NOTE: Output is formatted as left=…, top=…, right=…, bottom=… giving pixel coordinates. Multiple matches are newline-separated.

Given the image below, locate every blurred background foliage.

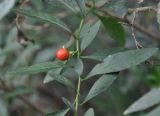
left=0, top=0, right=160, bottom=116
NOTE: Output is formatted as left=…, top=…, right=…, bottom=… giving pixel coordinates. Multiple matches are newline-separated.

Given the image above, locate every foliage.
left=0, top=0, right=160, bottom=116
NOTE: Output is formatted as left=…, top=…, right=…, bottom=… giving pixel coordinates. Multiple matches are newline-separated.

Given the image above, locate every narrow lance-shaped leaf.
left=80, top=21, right=101, bottom=52
left=82, top=74, right=117, bottom=104
left=44, top=70, right=74, bottom=88
left=43, top=68, right=62, bottom=84
left=13, top=9, right=71, bottom=32
left=124, top=88, right=160, bottom=115
left=105, top=0, right=127, bottom=10
left=5, top=87, right=32, bottom=99
left=82, top=48, right=126, bottom=61
left=84, top=108, right=95, bottom=116
left=0, top=0, right=16, bottom=20
left=75, top=0, right=86, bottom=16
left=87, top=48, right=158, bottom=78
left=97, top=15, right=126, bottom=46
left=74, top=58, right=83, bottom=75
left=0, top=99, right=8, bottom=116
left=62, top=97, right=74, bottom=111
left=59, top=0, right=78, bottom=15
left=8, top=62, right=63, bottom=75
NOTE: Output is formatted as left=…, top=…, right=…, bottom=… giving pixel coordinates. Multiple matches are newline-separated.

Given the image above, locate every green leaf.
left=0, top=0, right=16, bottom=20
left=84, top=108, right=95, bottom=116
left=80, top=24, right=90, bottom=39
left=145, top=106, right=160, bottom=116
left=0, top=98, right=8, bottom=116
left=74, top=58, right=83, bottom=75
left=8, top=62, right=63, bottom=75
left=80, top=21, right=101, bottom=52
left=13, top=9, right=71, bottom=32
left=45, top=109, right=69, bottom=116
left=75, top=0, right=86, bottom=16
left=124, top=88, right=160, bottom=115
left=87, top=48, right=158, bottom=78
left=43, top=68, right=62, bottom=83
left=82, top=48, right=126, bottom=61
left=59, top=0, right=78, bottom=15
left=61, top=68, right=78, bottom=79
left=62, top=97, right=74, bottom=111
left=5, top=87, right=32, bottom=99
left=82, top=74, right=117, bottom=104
left=105, top=0, right=127, bottom=10
left=44, top=70, right=74, bottom=87
left=97, top=15, right=125, bottom=46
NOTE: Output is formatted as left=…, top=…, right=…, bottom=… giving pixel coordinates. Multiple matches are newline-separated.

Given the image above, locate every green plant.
left=0, top=0, right=160, bottom=116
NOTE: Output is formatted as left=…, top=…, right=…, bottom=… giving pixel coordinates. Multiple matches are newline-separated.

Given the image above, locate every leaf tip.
left=123, top=110, right=129, bottom=115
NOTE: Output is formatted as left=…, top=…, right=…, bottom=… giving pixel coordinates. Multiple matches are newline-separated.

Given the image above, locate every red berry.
left=56, top=48, right=69, bottom=61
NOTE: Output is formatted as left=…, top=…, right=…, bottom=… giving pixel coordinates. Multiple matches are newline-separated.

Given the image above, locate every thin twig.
left=131, top=11, right=143, bottom=48
left=126, top=6, right=158, bottom=48
left=128, top=6, right=157, bottom=13
left=86, top=3, right=160, bottom=42
left=123, top=6, right=156, bottom=20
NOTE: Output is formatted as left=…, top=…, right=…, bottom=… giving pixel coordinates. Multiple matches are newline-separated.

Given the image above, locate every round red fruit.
left=56, top=48, right=69, bottom=61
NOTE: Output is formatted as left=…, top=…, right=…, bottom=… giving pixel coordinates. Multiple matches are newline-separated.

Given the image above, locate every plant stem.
left=76, top=18, right=84, bottom=58
left=76, top=39, right=80, bottom=58
left=74, top=18, right=84, bottom=116
left=74, top=76, right=81, bottom=116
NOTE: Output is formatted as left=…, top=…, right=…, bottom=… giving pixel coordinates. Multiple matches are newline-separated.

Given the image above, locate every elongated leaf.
left=80, top=21, right=101, bottom=52
left=80, top=24, right=90, bottom=39
left=82, top=48, right=126, bottom=61
left=0, top=99, right=8, bottom=116
left=87, top=48, right=158, bottom=78
left=43, top=68, right=62, bottom=83
left=45, top=109, right=69, bottom=116
left=75, top=0, right=86, bottom=16
left=74, top=58, right=83, bottom=75
left=84, top=108, right=94, bottom=116
left=59, top=0, right=78, bottom=15
left=13, top=9, right=71, bottom=32
left=82, top=74, right=117, bottom=104
left=124, top=88, right=160, bottom=115
left=5, top=87, right=32, bottom=99
left=97, top=15, right=125, bottom=46
left=145, top=106, right=160, bottom=116
left=44, top=70, right=74, bottom=87
left=0, top=0, right=16, bottom=20
left=61, top=67, right=78, bottom=78
left=8, top=62, right=63, bottom=75
left=105, top=0, right=127, bottom=10
left=62, top=97, right=74, bottom=111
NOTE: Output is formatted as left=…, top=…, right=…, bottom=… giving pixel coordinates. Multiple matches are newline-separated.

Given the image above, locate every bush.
left=0, top=0, right=160, bottom=116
